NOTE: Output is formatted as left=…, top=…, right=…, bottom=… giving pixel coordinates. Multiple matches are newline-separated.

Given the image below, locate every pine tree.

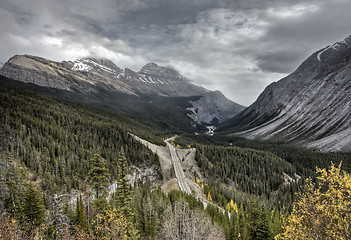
left=246, top=201, right=273, bottom=240
left=115, top=147, right=132, bottom=218
left=88, top=154, right=109, bottom=199
left=256, top=216, right=273, bottom=240
left=24, top=183, right=46, bottom=226
left=4, top=163, right=25, bottom=220
left=75, top=195, right=88, bottom=232
left=114, top=147, right=139, bottom=239
left=88, top=154, right=110, bottom=213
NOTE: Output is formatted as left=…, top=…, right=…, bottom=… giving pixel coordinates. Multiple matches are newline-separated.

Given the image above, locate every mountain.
left=187, top=90, right=244, bottom=125
left=220, top=35, right=351, bottom=152
left=0, top=55, right=134, bottom=94
left=0, top=55, right=244, bottom=130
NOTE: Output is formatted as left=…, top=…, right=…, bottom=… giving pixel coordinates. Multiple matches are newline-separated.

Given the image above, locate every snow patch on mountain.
left=206, top=126, right=216, bottom=136
left=86, top=59, right=117, bottom=74
left=317, top=47, right=329, bottom=62
left=72, top=61, right=92, bottom=72
left=71, top=59, right=118, bottom=75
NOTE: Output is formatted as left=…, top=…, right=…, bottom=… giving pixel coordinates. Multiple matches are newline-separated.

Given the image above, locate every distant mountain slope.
left=0, top=81, right=162, bottom=192
left=220, top=35, right=351, bottom=152
left=0, top=55, right=244, bottom=129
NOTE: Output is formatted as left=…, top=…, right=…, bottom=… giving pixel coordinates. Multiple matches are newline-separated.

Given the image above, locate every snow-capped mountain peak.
left=0, top=54, right=245, bottom=126
left=72, top=59, right=93, bottom=72
left=70, top=58, right=122, bottom=75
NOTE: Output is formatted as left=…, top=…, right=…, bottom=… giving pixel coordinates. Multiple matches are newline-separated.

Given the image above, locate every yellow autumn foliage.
left=207, top=192, right=212, bottom=202
left=225, top=203, right=231, bottom=212
left=0, top=214, right=24, bottom=239
left=278, top=162, right=351, bottom=240
left=93, top=208, right=129, bottom=240
left=230, top=199, right=238, bottom=214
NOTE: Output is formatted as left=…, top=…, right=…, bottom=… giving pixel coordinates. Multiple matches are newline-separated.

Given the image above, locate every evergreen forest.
left=0, top=82, right=350, bottom=239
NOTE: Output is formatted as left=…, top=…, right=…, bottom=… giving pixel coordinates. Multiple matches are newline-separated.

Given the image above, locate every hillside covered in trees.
left=0, top=84, right=162, bottom=194
left=0, top=82, right=350, bottom=239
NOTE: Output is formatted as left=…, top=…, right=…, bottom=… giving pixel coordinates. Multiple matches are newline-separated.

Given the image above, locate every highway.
left=165, top=137, right=192, bottom=194
left=164, top=137, right=230, bottom=217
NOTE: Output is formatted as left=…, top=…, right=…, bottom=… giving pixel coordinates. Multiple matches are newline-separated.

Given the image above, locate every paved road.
left=164, top=137, right=230, bottom=217
left=165, top=137, right=192, bottom=194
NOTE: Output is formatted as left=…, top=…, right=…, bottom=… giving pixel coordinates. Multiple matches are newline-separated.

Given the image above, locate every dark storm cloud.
left=255, top=48, right=308, bottom=73
left=1, top=0, right=351, bottom=105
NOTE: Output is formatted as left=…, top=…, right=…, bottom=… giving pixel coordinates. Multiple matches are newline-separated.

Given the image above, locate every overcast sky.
left=1, top=0, right=351, bottom=105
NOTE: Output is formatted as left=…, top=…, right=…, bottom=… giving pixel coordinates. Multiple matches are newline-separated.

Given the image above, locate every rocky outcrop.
left=187, top=90, right=245, bottom=124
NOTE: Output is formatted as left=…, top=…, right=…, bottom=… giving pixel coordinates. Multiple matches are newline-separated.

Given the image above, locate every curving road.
left=164, top=137, right=230, bottom=217
left=165, top=137, right=192, bottom=194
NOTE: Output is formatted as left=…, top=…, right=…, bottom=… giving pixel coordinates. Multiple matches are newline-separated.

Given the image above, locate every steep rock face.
left=121, top=62, right=209, bottom=97
left=0, top=55, right=134, bottom=94
left=187, top=91, right=245, bottom=124
left=223, top=35, right=351, bottom=152
left=0, top=55, right=78, bottom=90
left=0, top=55, right=244, bottom=125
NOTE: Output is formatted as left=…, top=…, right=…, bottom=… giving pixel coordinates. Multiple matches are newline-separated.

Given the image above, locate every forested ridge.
left=195, top=145, right=298, bottom=208
left=0, top=84, right=161, bottom=194
left=175, top=133, right=351, bottom=176
left=196, top=145, right=295, bottom=194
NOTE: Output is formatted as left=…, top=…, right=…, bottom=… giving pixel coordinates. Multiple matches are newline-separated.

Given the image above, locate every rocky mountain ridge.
left=221, top=35, right=351, bottom=152
left=0, top=55, right=244, bottom=126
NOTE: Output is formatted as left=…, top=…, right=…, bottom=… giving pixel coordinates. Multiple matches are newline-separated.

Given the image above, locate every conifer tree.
left=75, top=195, right=88, bottom=232
left=88, top=154, right=110, bottom=213
left=115, top=147, right=132, bottom=218
left=24, top=183, right=46, bottom=226
left=114, top=147, right=139, bottom=239
left=4, top=163, right=25, bottom=220
left=88, top=154, right=109, bottom=199
left=246, top=201, right=273, bottom=240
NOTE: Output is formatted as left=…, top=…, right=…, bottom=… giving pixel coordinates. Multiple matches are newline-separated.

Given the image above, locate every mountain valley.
left=1, top=34, right=351, bottom=240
